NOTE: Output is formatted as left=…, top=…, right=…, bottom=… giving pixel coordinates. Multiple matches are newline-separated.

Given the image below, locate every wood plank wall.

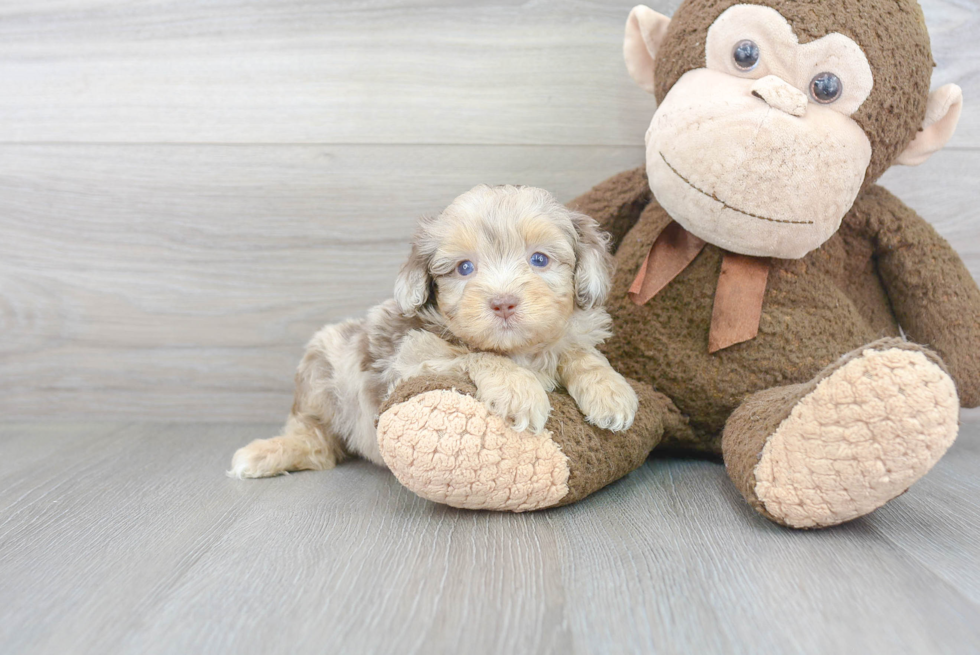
left=1, top=0, right=978, bottom=421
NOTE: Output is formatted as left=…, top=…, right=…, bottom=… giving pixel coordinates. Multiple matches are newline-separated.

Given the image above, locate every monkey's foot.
left=376, top=375, right=670, bottom=512
left=725, top=339, right=959, bottom=528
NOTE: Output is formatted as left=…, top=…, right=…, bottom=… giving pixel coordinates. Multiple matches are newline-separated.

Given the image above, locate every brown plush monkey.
left=375, top=0, right=980, bottom=528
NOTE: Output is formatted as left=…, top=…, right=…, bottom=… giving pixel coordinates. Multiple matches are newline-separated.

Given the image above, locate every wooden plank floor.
left=2, top=418, right=979, bottom=655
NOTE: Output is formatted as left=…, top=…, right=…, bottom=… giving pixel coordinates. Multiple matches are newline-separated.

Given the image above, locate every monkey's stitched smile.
left=659, top=151, right=814, bottom=226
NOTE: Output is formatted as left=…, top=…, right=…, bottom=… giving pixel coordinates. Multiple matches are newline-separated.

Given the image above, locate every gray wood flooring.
left=2, top=418, right=979, bottom=655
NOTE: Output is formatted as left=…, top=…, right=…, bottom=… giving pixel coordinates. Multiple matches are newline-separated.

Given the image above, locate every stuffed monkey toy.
left=376, top=0, right=980, bottom=528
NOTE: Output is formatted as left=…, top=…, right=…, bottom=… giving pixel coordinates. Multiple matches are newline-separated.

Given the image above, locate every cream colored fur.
left=229, top=185, right=637, bottom=479
left=754, top=347, right=960, bottom=528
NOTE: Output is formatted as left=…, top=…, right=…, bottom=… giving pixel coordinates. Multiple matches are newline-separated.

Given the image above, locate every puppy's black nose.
left=489, top=295, right=519, bottom=319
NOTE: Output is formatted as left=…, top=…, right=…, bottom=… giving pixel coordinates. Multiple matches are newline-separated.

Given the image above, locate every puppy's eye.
left=733, top=40, right=760, bottom=71
left=529, top=252, right=549, bottom=268
left=456, top=260, right=475, bottom=276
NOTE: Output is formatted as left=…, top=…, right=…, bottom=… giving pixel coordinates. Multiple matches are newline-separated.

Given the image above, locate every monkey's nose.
left=489, top=295, right=520, bottom=319
left=750, top=75, right=807, bottom=117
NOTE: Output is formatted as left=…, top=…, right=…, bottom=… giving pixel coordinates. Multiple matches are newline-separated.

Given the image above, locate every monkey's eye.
left=732, top=40, right=760, bottom=71
left=810, top=72, right=843, bottom=104
left=529, top=252, right=549, bottom=268
left=457, top=260, right=475, bottom=276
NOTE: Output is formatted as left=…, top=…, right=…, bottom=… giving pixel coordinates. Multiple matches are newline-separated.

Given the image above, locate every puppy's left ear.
left=570, top=211, right=613, bottom=309
left=394, top=243, right=432, bottom=316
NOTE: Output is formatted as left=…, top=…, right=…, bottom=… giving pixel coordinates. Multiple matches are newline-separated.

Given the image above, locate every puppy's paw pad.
left=477, top=372, right=551, bottom=435
left=577, top=374, right=639, bottom=433
left=523, top=394, right=552, bottom=434
left=487, top=394, right=551, bottom=435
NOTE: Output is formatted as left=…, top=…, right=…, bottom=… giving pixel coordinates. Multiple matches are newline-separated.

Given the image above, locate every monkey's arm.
left=567, top=166, right=653, bottom=254
left=865, top=186, right=980, bottom=407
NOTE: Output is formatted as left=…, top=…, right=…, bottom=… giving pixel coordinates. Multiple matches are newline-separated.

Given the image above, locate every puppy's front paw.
left=228, top=438, right=288, bottom=479
left=476, top=369, right=551, bottom=434
left=573, top=370, right=638, bottom=432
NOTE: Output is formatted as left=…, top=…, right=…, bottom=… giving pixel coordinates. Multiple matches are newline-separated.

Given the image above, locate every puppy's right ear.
left=394, top=245, right=432, bottom=316
left=570, top=211, right=613, bottom=310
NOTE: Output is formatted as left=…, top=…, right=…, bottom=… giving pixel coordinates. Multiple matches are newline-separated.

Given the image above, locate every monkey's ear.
left=624, top=5, right=671, bottom=94
left=895, top=84, right=963, bottom=166
left=393, top=246, right=432, bottom=316
left=570, top=211, right=613, bottom=310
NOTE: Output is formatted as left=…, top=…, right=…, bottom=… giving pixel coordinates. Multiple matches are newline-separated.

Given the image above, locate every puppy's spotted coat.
left=230, top=185, right=638, bottom=478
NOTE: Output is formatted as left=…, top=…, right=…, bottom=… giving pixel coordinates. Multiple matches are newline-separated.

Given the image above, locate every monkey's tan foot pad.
left=753, top=344, right=959, bottom=528
left=377, top=375, right=668, bottom=512
left=378, top=389, right=571, bottom=511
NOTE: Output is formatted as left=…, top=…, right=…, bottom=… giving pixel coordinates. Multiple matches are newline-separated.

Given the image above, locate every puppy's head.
left=394, top=185, right=611, bottom=353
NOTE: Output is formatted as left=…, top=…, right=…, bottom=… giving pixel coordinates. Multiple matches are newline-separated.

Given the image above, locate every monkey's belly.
left=603, top=243, right=900, bottom=447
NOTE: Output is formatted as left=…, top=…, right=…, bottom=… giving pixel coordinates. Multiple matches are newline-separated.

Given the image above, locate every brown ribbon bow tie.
left=628, top=221, right=770, bottom=353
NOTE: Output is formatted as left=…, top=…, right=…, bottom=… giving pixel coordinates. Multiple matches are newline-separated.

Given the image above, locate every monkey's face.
left=644, top=5, right=874, bottom=259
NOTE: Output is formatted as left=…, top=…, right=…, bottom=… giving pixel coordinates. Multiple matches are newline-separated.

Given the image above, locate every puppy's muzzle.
left=489, top=295, right=520, bottom=320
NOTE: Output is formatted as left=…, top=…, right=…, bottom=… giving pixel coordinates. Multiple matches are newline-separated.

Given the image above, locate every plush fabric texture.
left=865, top=185, right=980, bottom=407
left=895, top=84, right=964, bottom=166
left=567, top=166, right=652, bottom=254
left=371, top=0, right=976, bottom=524
left=600, top=168, right=980, bottom=449
left=653, top=0, right=933, bottom=188
left=646, top=68, right=873, bottom=259
left=624, top=5, right=672, bottom=94
left=746, top=74, right=807, bottom=117
left=628, top=222, right=771, bottom=352
left=704, top=6, right=875, bottom=117
left=379, top=373, right=477, bottom=416
left=724, top=339, right=959, bottom=527
left=378, top=376, right=690, bottom=510
left=553, top=379, right=684, bottom=506
left=378, top=387, right=571, bottom=512
left=376, top=166, right=980, bottom=524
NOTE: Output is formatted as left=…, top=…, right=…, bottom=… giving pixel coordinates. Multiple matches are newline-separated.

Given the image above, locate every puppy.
left=229, top=184, right=638, bottom=478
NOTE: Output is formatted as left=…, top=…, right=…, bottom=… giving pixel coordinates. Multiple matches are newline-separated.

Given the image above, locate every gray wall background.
left=1, top=0, right=977, bottom=422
